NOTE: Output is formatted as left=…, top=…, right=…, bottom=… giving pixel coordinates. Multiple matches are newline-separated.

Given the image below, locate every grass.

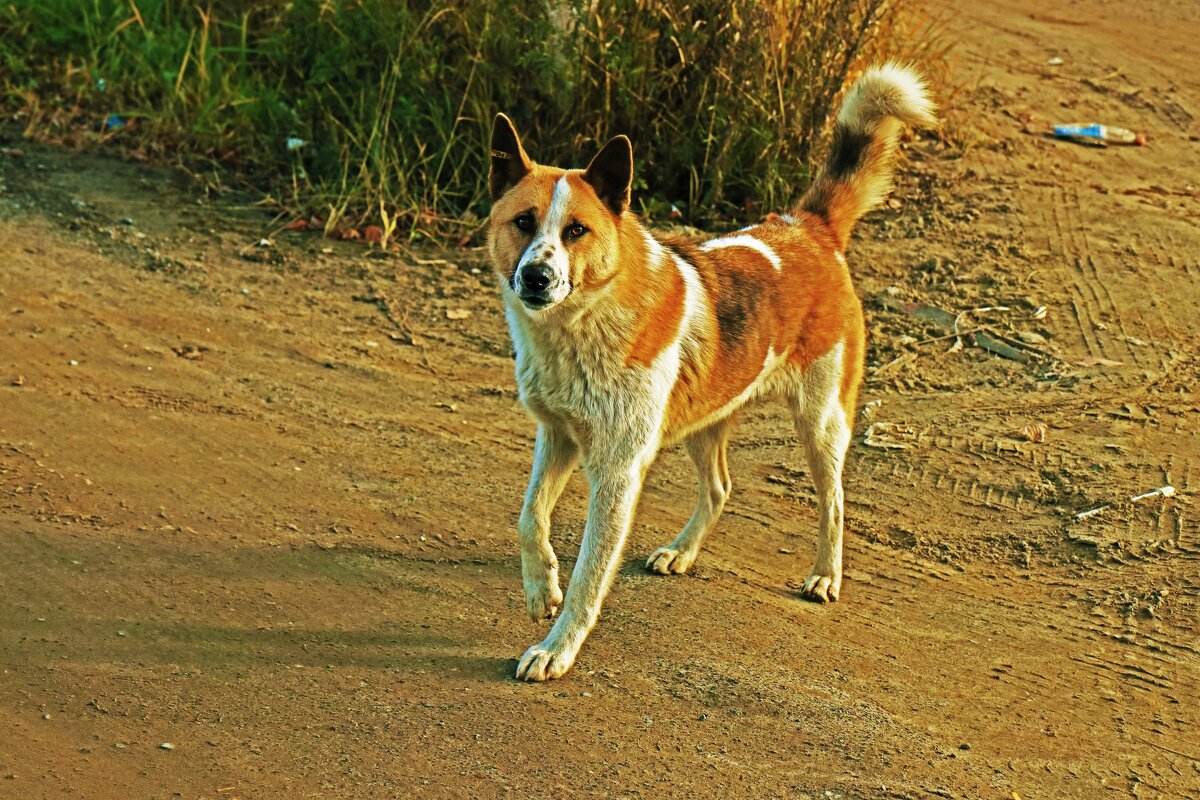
left=0, top=0, right=946, bottom=240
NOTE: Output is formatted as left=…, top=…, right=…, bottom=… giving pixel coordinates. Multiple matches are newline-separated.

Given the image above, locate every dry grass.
left=0, top=0, right=947, bottom=239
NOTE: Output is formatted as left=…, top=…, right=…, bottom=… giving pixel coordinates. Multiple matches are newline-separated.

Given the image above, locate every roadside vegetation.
left=0, top=0, right=946, bottom=240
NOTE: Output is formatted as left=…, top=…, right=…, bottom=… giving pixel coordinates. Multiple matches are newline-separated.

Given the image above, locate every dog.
left=487, top=64, right=935, bottom=681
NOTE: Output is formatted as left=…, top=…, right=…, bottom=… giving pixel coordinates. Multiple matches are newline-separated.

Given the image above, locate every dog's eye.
left=514, top=214, right=535, bottom=232
left=564, top=223, right=587, bottom=240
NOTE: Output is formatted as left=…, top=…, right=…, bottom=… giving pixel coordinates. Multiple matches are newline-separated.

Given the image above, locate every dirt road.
left=1, top=1, right=1197, bottom=797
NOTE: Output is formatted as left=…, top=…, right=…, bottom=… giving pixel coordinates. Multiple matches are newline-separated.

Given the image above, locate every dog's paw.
left=645, top=545, right=696, bottom=575
left=515, top=640, right=574, bottom=682
left=800, top=571, right=841, bottom=603
left=524, top=576, right=563, bottom=622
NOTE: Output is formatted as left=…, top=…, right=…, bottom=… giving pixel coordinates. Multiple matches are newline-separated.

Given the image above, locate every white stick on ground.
left=1074, top=485, right=1176, bottom=521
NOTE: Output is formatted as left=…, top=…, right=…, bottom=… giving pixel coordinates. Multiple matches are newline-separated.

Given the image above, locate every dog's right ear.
left=490, top=114, right=533, bottom=200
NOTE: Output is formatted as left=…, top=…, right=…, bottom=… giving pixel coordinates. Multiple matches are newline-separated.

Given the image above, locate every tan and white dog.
left=487, top=64, right=935, bottom=681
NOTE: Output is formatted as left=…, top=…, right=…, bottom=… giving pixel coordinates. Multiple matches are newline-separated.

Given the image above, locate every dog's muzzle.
left=517, top=262, right=557, bottom=309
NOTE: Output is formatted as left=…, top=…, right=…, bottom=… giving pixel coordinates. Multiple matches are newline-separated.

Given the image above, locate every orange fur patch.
left=625, top=248, right=685, bottom=367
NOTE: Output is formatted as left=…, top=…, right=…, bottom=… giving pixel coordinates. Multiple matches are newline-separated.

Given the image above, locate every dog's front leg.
left=518, top=424, right=578, bottom=621
left=515, top=449, right=651, bottom=681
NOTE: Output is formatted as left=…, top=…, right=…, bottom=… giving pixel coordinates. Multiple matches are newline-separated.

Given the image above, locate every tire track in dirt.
left=1045, top=187, right=1106, bottom=360
left=1049, top=185, right=1159, bottom=369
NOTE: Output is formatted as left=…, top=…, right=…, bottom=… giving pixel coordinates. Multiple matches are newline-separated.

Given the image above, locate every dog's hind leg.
left=787, top=348, right=852, bottom=603
left=518, top=424, right=578, bottom=621
left=646, top=416, right=735, bottom=575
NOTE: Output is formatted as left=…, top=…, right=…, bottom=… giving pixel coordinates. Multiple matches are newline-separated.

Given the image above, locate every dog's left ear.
left=584, top=135, right=633, bottom=216
left=490, top=113, right=533, bottom=200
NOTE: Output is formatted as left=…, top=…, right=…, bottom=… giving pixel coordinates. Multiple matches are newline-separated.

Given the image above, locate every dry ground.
left=1, top=1, right=1198, bottom=798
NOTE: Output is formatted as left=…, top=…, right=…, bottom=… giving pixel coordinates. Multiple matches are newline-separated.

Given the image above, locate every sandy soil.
left=1, top=1, right=1198, bottom=798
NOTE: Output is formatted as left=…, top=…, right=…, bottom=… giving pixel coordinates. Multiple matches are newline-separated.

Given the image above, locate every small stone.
left=580, top=691, right=591, bottom=697
left=117, top=630, right=126, bottom=637
left=959, top=742, right=971, bottom=750
left=159, top=742, right=175, bottom=750
left=69, top=360, right=79, bottom=366
left=698, top=713, right=708, bottom=721
left=120, top=217, right=135, bottom=226
left=11, top=375, right=25, bottom=386
left=42, top=714, right=51, bottom=720
left=113, top=743, right=126, bottom=750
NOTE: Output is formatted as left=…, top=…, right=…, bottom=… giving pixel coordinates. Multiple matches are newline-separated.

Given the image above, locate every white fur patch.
left=643, top=230, right=667, bottom=273
left=672, top=252, right=709, bottom=347
left=837, top=62, right=936, bottom=134
left=515, top=176, right=573, bottom=307
left=700, top=234, right=782, bottom=272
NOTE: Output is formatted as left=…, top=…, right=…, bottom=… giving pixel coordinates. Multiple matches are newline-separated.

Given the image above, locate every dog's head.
left=487, top=114, right=633, bottom=317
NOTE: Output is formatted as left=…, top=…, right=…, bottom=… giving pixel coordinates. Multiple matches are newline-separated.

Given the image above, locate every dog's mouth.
left=520, top=293, right=552, bottom=309
left=518, top=287, right=570, bottom=311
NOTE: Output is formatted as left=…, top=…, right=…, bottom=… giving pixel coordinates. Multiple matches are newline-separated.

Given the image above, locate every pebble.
left=42, top=714, right=51, bottom=720
left=120, top=217, right=135, bottom=226
left=117, top=630, right=126, bottom=637
left=580, top=691, right=591, bottom=697
left=159, top=742, right=175, bottom=750
left=959, top=742, right=971, bottom=750
left=69, top=360, right=79, bottom=366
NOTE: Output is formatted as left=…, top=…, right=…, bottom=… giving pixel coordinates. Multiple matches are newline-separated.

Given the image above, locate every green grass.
left=0, top=0, right=939, bottom=239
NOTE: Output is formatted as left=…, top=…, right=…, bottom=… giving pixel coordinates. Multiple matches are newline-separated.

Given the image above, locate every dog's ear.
left=584, top=135, right=633, bottom=216
left=490, top=114, right=533, bottom=200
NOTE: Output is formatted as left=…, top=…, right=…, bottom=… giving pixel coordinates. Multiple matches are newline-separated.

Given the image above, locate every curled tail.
left=800, top=63, right=937, bottom=249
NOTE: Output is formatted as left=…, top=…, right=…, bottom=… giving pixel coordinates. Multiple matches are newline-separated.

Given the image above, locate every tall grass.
left=0, top=0, right=927, bottom=238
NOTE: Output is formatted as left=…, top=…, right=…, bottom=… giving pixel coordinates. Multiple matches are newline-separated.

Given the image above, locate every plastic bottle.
left=1052, top=123, right=1145, bottom=146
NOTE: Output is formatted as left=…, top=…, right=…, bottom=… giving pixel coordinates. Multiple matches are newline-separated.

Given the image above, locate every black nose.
left=520, top=263, right=553, bottom=292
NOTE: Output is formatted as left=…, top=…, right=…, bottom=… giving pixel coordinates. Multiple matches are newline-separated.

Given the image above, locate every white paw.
left=515, top=640, right=575, bottom=682
left=800, top=571, right=841, bottom=603
left=524, top=575, right=563, bottom=622
left=645, top=545, right=696, bottom=575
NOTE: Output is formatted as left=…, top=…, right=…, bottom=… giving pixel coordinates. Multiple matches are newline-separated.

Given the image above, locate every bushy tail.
left=800, top=63, right=936, bottom=249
